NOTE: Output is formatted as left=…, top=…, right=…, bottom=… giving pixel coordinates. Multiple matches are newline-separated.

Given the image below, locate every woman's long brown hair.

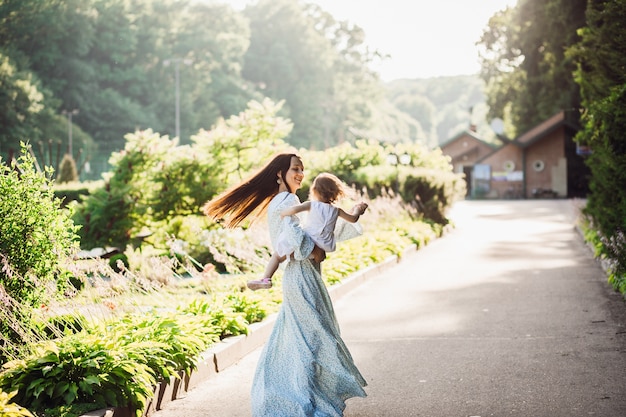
left=202, top=153, right=301, bottom=228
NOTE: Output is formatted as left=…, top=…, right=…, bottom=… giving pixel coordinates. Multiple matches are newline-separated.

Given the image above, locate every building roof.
left=472, top=110, right=580, bottom=164
left=439, top=129, right=501, bottom=150
left=514, top=110, right=580, bottom=148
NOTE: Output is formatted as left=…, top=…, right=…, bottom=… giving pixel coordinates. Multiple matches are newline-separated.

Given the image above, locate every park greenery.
left=1, top=0, right=626, bottom=415
left=0, top=0, right=492, bottom=182
left=477, top=0, right=626, bottom=294
left=0, top=97, right=461, bottom=416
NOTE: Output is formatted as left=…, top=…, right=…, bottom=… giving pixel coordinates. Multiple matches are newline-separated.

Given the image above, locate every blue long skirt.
left=250, top=259, right=367, bottom=416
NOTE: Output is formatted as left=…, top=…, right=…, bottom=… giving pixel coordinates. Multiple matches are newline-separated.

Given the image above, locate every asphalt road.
left=153, top=199, right=626, bottom=417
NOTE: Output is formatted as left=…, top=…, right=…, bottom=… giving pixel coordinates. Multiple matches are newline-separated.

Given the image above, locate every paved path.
left=153, top=200, right=626, bottom=417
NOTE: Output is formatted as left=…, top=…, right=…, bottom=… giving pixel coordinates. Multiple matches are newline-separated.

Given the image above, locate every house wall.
left=524, top=128, right=566, bottom=198
left=479, top=143, right=524, bottom=198
left=440, top=135, right=494, bottom=173
left=439, top=120, right=581, bottom=200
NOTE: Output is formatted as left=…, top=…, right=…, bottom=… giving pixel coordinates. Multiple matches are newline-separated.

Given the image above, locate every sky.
left=224, top=0, right=517, bottom=81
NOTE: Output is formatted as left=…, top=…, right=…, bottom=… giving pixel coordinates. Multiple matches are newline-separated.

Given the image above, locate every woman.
left=203, top=153, right=367, bottom=416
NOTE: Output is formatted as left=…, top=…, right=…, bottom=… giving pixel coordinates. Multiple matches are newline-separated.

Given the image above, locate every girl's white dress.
left=250, top=192, right=367, bottom=417
left=302, top=200, right=339, bottom=252
left=276, top=200, right=363, bottom=256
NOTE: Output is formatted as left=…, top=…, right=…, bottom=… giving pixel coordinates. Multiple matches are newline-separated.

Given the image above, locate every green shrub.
left=401, top=167, right=466, bottom=224
left=579, top=85, right=626, bottom=288
left=57, top=154, right=78, bottom=183
left=0, top=147, right=78, bottom=305
left=0, top=146, right=79, bottom=359
left=72, top=100, right=292, bottom=251
left=349, top=165, right=465, bottom=225
left=71, top=130, right=171, bottom=249
left=53, top=181, right=101, bottom=208
left=179, top=298, right=250, bottom=339
left=38, top=400, right=106, bottom=417
left=226, top=293, right=267, bottom=324
left=34, top=313, right=87, bottom=340
left=0, top=335, right=156, bottom=416
left=95, top=312, right=220, bottom=377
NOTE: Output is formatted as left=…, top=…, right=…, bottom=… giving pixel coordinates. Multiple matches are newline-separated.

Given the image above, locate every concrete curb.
left=82, top=246, right=416, bottom=417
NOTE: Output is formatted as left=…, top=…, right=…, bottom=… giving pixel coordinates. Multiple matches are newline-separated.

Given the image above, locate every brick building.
left=440, top=111, right=590, bottom=199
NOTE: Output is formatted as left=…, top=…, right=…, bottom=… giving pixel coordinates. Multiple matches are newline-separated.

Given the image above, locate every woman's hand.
left=311, top=245, right=326, bottom=263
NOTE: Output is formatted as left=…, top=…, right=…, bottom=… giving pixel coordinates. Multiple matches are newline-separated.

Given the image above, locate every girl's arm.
left=281, top=201, right=312, bottom=217
left=337, top=202, right=368, bottom=223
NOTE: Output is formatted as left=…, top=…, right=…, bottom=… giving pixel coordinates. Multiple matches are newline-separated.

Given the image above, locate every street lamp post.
left=62, top=109, right=79, bottom=155
left=163, top=58, right=192, bottom=140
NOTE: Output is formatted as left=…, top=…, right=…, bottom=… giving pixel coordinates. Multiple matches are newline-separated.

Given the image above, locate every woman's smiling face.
left=283, top=156, right=304, bottom=193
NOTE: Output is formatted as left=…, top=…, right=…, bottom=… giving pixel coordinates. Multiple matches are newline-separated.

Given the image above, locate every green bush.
left=302, top=141, right=465, bottom=225
left=0, top=147, right=78, bottom=305
left=579, top=84, right=626, bottom=290
left=0, top=146, right=79, bottom=359
left=34, top=313, right=87, bottom=340
left=179, top=298, right=250, bottom=339
left=0, top=335, right=156, bottom=416
left=57, top=154, right=78, bottom=183
left=72, top=100, right=292, bottom=251
left=226, top=293, right=267, bottom=324
left=349, top=165, right=465, bottom=225
left=94, top=312, right=220, bottom=377
left=0, top=307, right=223, bottom=416
left=71, top=130, right=172, bottom=249
left=402, top=167, right=466, bottom=224
left=53, top=181, right=101, bottom=208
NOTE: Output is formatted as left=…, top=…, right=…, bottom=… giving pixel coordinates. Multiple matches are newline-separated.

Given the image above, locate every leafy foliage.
left=385, top=75, right=489, bottom=146
left=578, top=85, right=626, bottom=287
left=0, top=146, right=79, bottom=358
left=0, top=336, right=156, bottom=415
left=572, top=0, right=626, bottom=293
left=477, top=0, right=586, bottom=135
left=72, top=99, right=292, bottom=250
left=0, top=390, right=34, bottom=417
left=89, top=312, right=219, bottom=377
left=0, top=295, right=256, bottom=415
left=57, top=154, right=78, bottom=183
left=242, top=0, right=382, bottom=150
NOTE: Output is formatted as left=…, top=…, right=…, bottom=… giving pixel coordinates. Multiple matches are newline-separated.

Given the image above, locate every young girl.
left=247, top=172, right=367, bottom=291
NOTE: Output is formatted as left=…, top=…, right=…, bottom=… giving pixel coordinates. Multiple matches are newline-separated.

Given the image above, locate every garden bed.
left=81, top=251, right=407, bottom=417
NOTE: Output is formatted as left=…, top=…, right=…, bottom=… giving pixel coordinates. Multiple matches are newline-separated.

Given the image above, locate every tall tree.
left=0, top=0, right=95, bottom=160
left=173, top=1, right=256, bottom=138
left=243, top=0, right=335, bottom=149
left=243, top=0, right=382, bottom=149
left=0, top=52, right=45, bottom=155
left=478, top=0, right=586, bottom=135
